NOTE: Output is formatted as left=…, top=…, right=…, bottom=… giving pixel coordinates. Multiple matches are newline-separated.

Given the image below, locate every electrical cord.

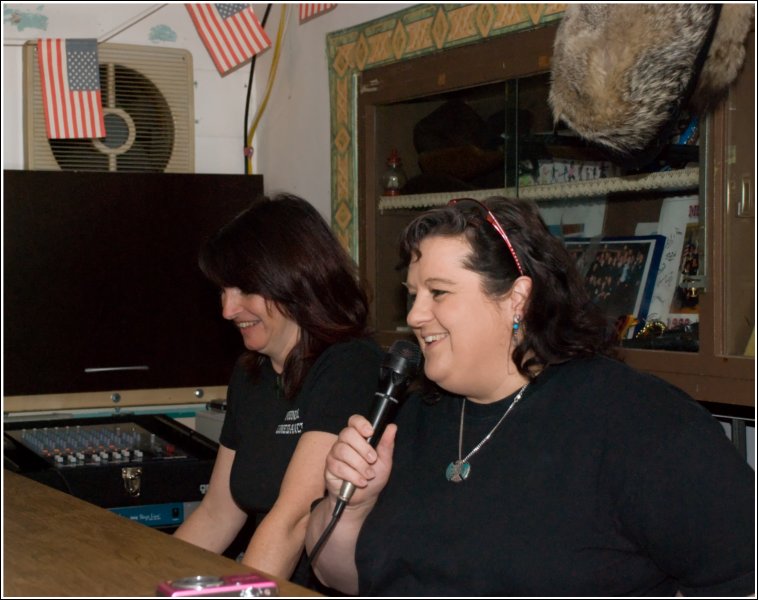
left=245, top=4, right=288, bottom=175
left=306, top=498, right=346, bottom=569
left=243, top=4, right=272, bottom=175
left=48, top=466, right=75, bottom=496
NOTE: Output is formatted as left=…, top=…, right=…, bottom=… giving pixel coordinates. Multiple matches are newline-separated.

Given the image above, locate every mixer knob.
left=92, top=454, right=101, bottom=464
left=67, top=455, right=77, bottom=464
left=112, top=451, right=122, bottom=461
left=54, top=455, right=64, bottom=465
left=134, top=449, right=144, bottom=460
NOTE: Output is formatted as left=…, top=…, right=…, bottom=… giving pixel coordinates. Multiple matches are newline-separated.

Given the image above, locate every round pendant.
left=445, top=459, right=471, bottom=482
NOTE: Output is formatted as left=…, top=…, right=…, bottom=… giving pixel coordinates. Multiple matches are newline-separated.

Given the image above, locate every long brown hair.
left=199, top=193, right=371, bottom=398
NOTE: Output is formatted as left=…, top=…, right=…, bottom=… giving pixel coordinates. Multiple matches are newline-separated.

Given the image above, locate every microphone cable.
left=306, top=497, right=345, bottom=568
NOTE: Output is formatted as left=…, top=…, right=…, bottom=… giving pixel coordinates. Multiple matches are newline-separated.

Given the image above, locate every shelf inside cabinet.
left=379, top=167, right=700, bottom=210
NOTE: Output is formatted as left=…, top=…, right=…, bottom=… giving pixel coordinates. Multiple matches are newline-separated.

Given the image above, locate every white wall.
left=249, top=3, right=414, bottom=217
left=2, top=2, right=411, bottom=219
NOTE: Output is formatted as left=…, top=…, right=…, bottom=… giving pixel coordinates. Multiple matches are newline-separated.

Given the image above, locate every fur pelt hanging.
left=548, top=4, right=753, bottom=163
left=689, top=4, right=755, bottom=114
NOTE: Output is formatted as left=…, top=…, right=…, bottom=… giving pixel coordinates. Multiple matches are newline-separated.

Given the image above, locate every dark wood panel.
left=3, top=170, right=264, bottom=396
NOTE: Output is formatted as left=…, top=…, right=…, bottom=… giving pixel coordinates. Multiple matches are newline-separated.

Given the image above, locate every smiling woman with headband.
left=305, top=195, right=754, bottom=597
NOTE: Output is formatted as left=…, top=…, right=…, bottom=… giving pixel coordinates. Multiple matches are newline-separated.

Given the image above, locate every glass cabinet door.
left=505, top=72, right=701, bottom=352
left=720, top=32, right=754, bottom=359
left=370, top=70, right=701, bottom=353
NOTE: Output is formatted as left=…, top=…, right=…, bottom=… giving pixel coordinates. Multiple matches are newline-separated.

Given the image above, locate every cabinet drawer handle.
left=737, top=175, right=752, bottom=218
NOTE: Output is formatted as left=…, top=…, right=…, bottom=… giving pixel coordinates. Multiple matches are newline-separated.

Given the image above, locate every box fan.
left=23, top=42, right=194, bottom=172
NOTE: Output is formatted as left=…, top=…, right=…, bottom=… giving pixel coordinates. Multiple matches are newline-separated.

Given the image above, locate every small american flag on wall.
left=36, top=38, right=106, bottom=139
left=299, top=4, right=337, bottom=23
left=186, top=4, right=271, bottom=75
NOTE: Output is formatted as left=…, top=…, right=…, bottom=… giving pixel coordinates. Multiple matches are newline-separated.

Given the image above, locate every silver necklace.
left=446, top=383, right=529, bottom=482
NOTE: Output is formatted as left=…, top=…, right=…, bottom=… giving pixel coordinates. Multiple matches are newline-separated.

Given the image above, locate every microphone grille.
left=388, top=339, right=423, bottom=372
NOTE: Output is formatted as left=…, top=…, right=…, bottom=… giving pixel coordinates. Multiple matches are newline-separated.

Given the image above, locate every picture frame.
left=565, top=236, right=666, bottom=338
left=636, top=194, right=700, bottom=328
left=667, top=221, right=701, bottom=318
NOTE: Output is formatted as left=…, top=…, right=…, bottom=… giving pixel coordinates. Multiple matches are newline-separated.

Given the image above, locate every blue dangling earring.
left=512, top=314, right=522, bottom=339
left=507, top=315, right=522, bottom=375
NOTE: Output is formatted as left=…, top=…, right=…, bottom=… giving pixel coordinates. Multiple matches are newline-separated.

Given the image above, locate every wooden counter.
left=3, top=470, right=320, bottom=597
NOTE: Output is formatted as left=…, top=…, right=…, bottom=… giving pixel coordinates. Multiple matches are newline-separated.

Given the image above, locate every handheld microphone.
left=307, top=341, right=422, bottom=566
left=335, top=339, right=422, bottom=509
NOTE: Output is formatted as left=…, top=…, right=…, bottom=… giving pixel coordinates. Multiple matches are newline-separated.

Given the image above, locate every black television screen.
left=3, top=170, right=264, bottom=397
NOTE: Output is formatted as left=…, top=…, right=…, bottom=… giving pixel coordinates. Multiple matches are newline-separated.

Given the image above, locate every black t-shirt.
left=356, top=355, right=755, bottom=596
left=220, top=337, right=384, bottom=514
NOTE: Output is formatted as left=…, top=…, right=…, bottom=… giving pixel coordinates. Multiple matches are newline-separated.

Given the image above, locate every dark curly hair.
left=199, top=193, right=371, bottom=399
left=399, top=196, right=616, bottom=380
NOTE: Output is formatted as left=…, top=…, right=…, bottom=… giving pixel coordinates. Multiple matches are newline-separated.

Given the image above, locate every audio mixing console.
left=4, top=414, right=217, bottom=528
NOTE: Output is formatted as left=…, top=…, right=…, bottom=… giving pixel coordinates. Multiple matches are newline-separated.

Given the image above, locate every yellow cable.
left=246, top=4, right=288, bottom=175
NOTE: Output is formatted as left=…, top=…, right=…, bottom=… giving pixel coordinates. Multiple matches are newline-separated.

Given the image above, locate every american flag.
left=299, top=3, right=337, bottom=23
left=36, top=39, right=106, bottom=139
left=186, top=4, right=271, bottom=75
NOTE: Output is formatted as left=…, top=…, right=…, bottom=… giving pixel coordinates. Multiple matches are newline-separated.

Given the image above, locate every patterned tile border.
left=326, top=3, right=565, bottom=258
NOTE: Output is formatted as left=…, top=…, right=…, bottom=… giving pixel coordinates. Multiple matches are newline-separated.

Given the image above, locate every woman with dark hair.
left=175, top=193, right=383, bottom=587
left=305, top=196, right=754, bottom=596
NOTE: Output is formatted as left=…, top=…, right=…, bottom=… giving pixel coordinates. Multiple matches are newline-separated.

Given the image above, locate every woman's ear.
left=509, top=276, right=532, bottom=315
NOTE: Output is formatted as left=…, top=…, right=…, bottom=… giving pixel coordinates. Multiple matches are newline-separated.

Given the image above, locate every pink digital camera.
left=156, top=574, right=279, bottom=597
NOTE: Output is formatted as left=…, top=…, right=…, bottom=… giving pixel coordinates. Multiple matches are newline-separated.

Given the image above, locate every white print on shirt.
left=275, top=408, right=303, bottom=435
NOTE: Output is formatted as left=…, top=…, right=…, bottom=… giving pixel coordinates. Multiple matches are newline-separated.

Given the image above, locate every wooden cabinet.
left=357, top=23, right=754, bottom=416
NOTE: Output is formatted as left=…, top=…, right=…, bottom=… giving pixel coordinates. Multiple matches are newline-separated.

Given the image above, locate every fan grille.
left=24, top=42, right=194, bottom=173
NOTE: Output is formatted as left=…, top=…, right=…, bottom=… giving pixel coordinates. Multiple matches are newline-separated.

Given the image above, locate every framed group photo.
left=565, top=236, right=666, bottom=338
